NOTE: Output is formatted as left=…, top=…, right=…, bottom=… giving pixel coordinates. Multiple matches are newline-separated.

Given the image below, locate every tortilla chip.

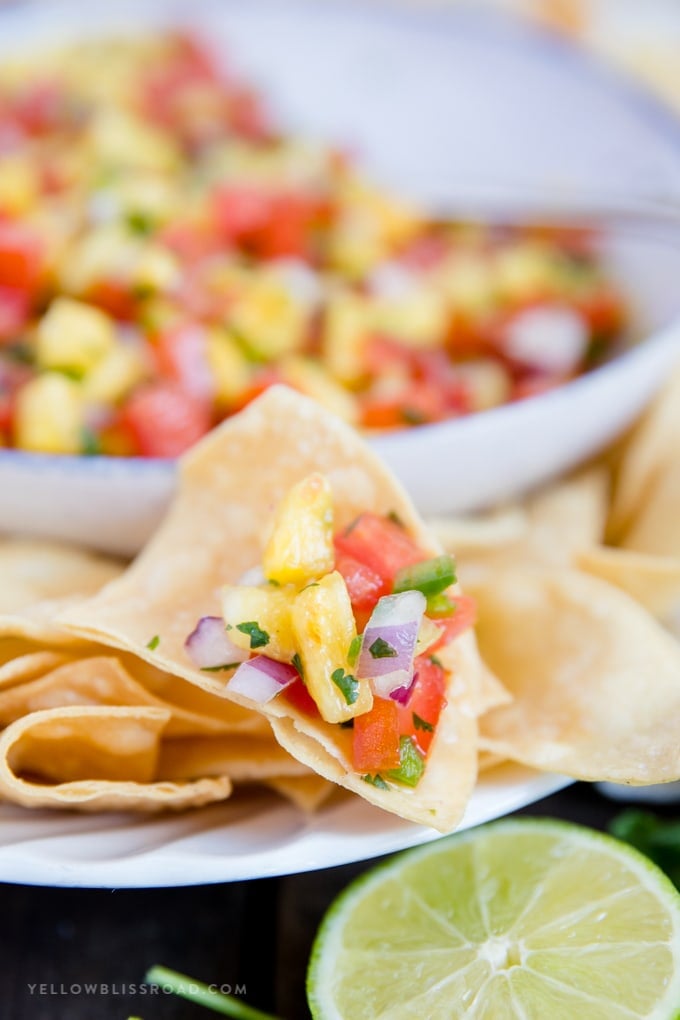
left=0, top=538, right=124, bottom=647
left=0, top=650, right=73, bottom=690
left=61, top=386, right=482, bottom=832
left=608, top=368, right=680, bottom=541
left=266, top=774, right=335, bottom=812
left=0, top=705, right=232, bottom=810
left=439, top=467, right=609, bottom=590
left=621, top=459, right=680, bottom=560
left=157, top=734, right=309, bottom=781
left=0, top=655, right=258, bottom=738
left=477, top=750, right=506, bottom=773
left=474, top=569, right=680, bottom=784
left=577, top=546, right=680, bottom=620
left=428, top=506, right=528, bottom=553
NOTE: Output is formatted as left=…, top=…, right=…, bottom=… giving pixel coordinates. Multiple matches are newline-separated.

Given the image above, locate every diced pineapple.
left=415, top=616, right=444, bottom=656
left=370, top=288, right=448, bottom=349
left=228, top=271, right=309, bottom=359
left=221, top=584, right=297, bottom=661
left=263, top=474, right=335, bottom=587
left=278, top=356, right=358, bottom=424
left=59, top=224, right=139, bottom=295
left=0, top=154, right=40, bottom=215
left=36, top=298, right=116, bottom=375
left=493, top=241, right=561, bottom=302
left=88, top=108, right=180, bottom=173
left=133, top=244, right=180, bottom=294
left=14, top=373, right=85, bottom=454
left=436, top=252, right=496, bottom=316
left=291, top=571, right=372, bottom=724
left=455, top=359, right=511, bottom=412
left=82, top=343, right=147, bottom=404
left=322, top=291, right=371, bottom=385
left=206, top=327, right=252, bottom=407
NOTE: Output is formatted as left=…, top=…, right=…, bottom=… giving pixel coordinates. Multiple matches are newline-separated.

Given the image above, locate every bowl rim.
left=1, top=0, right=680, bottom=474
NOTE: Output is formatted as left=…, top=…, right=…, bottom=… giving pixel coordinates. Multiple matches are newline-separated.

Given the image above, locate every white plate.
left=1, top=0, right=680, bottom=554
left=0, top=765, right=570, bottom=888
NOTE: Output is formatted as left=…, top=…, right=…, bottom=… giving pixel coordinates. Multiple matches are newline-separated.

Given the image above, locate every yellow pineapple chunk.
left=263, top=474, right=335, bottom=587
left=291, top=571, right=372, bottom=724
left=14, top=374, right=85, bottom=454
left=221, top=585, right=296, bottom=662
left=37, top=297, right=115, bottom=375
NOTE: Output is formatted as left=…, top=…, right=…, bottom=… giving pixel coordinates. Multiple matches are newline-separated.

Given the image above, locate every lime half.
left=308, top=819, right=680, bottom=1019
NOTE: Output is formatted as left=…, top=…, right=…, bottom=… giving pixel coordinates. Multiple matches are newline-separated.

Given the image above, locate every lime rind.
left=307, top=818, right=680, bottom=1020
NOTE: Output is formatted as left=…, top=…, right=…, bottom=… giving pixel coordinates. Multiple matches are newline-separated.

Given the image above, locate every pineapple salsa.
left=184, top=474, right=476, bottom=787
left=0, top=33, right=628, bottom=456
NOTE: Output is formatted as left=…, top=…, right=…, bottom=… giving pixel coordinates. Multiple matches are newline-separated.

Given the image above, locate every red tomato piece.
left=154, top=324, right=214, bottom=402
left=429, top=594, right=477, bottom=652
left=352, top=696, right=401, bottom=773
left=212, top=186, right=272, bottom=246
left=335, top=513, right=424, bottom=587
left=86, top=280, right=137, bottom=322
left=0, top=222, right=43, bottom=294
left=119, top=382, right=212, bottom=458
left=397, top=655, right=447, bottom=755
left=0, top=286, right=29, bottom=341
left=333, top=546, right=390, bottom=613
left=281, top=677, right=319, bottom=718
left=254, top=193, right=314, bottom=260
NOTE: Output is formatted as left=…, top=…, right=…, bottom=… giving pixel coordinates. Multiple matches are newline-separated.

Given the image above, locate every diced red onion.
left=226, top=655, right=298, bottom=704
left=389, top=672, right=417, bottom=706
left=503, top=305, right=588, bottom=374
left=357, top=591, right=425, bottom=699
left=184, top=616, right=249, bottom=670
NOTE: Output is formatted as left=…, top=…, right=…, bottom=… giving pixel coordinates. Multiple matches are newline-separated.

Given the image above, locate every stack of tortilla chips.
left=0, top=383, right=678, bottom=833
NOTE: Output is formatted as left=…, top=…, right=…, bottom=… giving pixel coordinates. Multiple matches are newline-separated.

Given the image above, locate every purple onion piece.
left=389, top=673, right=417, bottom=706
left=357, top=621, right=419, bottom=680
left=226, top=655, right=299, bottom=704
left=184, top=615, right=249, bottom=670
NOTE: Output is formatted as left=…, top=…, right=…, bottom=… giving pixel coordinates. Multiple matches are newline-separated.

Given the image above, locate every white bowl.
left=2, top=0, right=680, bottom=555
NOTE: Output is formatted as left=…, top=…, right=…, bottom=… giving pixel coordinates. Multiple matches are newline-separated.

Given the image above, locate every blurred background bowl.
left=1, top=0, right=680, bottom=555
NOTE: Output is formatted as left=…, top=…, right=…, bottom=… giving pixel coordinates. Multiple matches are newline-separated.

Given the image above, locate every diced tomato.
left=429, top=594, right=477, bottom=652
left=86, top=280, right=137, bottom=322
left=227, top=86, right=272, bottom=141
left=578, top=286, right=625, bottom=337
left=281, top=677, right=319, bottom=718
left=213, top=186, right=273, bottom=246
left=159, top=221, right=219, bottom=263
left=511, top=374, right=559, bottom=402
left=335, top=513, right=424, bottom=588
left=12, top=81, right=65, bottom=135
left=0, top=222, right=43, bottom=294
left=399, top=233, right=449, bottom=271
left=398, top=655, right=447, bottom=755
left=119, top=382, right=212, bottom=458
left=213, top=187, right=315, bottom=260
left=154, top=324, right=214, bottom=402
left=254, top=193, right=314, bottom=260
left=0, top=286, right=29, bottom=341
left=352, top=696, right=401, bottom=773
left=334, top=546, right=389, bottom=614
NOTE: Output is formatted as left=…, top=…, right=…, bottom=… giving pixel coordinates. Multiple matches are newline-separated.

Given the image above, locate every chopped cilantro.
left=302, top=581, right=319, bottom=591
left=81, top=427, right=101, bottom=456
left=267, top=578, right=281, bottom=587
left=386, top=736, right=425, bottom=787
left=331, top=667, right=359, bottom=706
left=200, top=663, right=241, bottom=673
left=343, top=515, right=361, bottom=537
left=291, top=652, right=304, bottom=677
left=387, top=510, right=404, bottom=528
left=413, top=713, right=434, bottom=733
left=146, top=635, right=160, bottom=651
left=429, top=655, right=444, bottom=669
left=126, top=209, right=154, bottom=235
left=235, top=621, right=270, bottom=649
left=401, top=407, right=427, bottom=425
left=347, top=635, right=362, bottom=668
left=369, top=636, right=398, bottom=659
left=362, top=774, right=389, bottom=790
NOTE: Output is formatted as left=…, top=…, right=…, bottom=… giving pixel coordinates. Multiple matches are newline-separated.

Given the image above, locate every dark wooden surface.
left=0, top=783, right=674, bottom=1020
